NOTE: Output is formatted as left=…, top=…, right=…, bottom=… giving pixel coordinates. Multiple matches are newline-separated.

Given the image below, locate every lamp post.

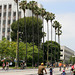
left=14, top=0, right=19, bottom=67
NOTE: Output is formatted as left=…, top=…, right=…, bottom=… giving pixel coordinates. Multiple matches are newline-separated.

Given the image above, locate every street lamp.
left=14, top=0, right=19, bottom=67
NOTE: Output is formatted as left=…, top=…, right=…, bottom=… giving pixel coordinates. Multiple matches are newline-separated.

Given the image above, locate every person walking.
left=38, top=63, right=47, bottom=75
left=2, top=62, right=5, bottom=70
left=6, top=62, right=9, bottom=70
left=50, top=65, right=53, bottom=75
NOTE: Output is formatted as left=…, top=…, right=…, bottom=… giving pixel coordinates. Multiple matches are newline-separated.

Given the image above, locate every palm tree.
left=56, top=23, right=62, bottom=44
left=56, top=22, right=62, bottom=62
left=40, top=8, right=46, bottom=63
left=19, top=0, right=27, bottom=66
left=45, top=12, right=50, bottom=63
left=49, top=13, right=55, bottom=64
left=28, top=1, right=37, bottom=67
left=52, top=20, right=59, bottom=63
left=34, top=6, right=41, bottom=66
left=14, top=0, right=19, bottom=67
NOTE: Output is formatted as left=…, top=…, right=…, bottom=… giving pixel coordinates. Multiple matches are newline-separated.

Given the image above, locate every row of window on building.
left=0, top=4, right=21, bottom=40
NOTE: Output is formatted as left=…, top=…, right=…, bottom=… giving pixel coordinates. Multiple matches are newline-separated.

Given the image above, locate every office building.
left=60, top=46, right=74, bottom=63
left=0, top=0, right=42, bottom=41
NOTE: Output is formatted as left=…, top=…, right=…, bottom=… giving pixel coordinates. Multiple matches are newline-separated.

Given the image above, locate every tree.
left=56, top=22, right=62, bottom=44
left=11, top=17, right=44, bottom=46
left=19, top=0, right=27, bottom=66
left=0, top=38, right=10, bottom=59
left=56, top=22, right=62, bottom=62
left=42, top=41, right=60, bottom=63
left=14, top=0, right=19, bottom=67
left=40, top=8, right=46, bottom=63
left=52, top=20, right=59, bottom=62
left=34, top=6, right=42, bottom=65
left=49, top=13, right=55, bottom=64
left=45, top=12, right=50, bottom=63
left=28, top=1, right=37, bottom=67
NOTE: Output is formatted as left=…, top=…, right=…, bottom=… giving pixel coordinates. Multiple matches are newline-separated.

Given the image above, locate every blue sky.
left=27, top=0, right=75, bottom=51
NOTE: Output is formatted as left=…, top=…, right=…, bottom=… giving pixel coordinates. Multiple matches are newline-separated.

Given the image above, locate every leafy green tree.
left=11, top=17, right=44, bottom=46
left=42, top=41, right=60, bottom=63
left=0, top=38, right=10, bottom=59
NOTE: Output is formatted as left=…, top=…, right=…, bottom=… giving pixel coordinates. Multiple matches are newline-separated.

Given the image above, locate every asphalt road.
left=0, top=67, right=71, bottom=75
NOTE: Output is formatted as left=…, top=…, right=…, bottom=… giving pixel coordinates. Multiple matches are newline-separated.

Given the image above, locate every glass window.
left=8, top=20, right=11, bottom=24
left=2, top=28, right=5, bottom=32
left=7, top=28, right=10, bottom=32
left=7, top=36, right=10, bottom=40
left=8, top=12, right=11, bottom=17
left=3, top=20, right=6, bottom=25
left=9, top=5, right=11, bottom=9
left=4, top=5, right=7, bottom=9
left=3, top=12, right=6, bottom=17
left=0, top=6, right=2, bottom=9
left=13, top=12, right=16, bottom=16
left=0, top=13, right=1, bottom=17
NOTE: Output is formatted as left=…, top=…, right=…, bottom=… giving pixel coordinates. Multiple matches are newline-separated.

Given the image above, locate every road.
left=0, top=67, right=71, bottom=75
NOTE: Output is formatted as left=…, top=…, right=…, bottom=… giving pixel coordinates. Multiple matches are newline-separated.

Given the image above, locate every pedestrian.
left=61, top=70, right=66, bottom=75
left=6, top=62, right=9, bottom=70
left=2, top=62, right=5, bottom=70
left=50, top=65, right=53, bottom=75
left=38, top=63, right=47, bottom=75
left=20, top=62, right=23, bottom=69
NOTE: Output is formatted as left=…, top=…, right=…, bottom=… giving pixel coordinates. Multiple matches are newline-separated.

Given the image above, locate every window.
left=0, top=13, right=1, bottom=17
left=13, top=12, right=16, bottom=16
left=7, top=28, right=10, bottom=32
left=3, top=20, right=6, bottom=25
left=8, top=12, right=11, bottom=17
left=9, top=5, right=11, bottom=9
left=60, top=49, right=63, bottom=51
left=7, top=36, right=10, bottom=40
left=0, top=6, right=2, bottom=9
left=2, top=28, right=5, bottom=32
left=3, top=12, right=6, bottom=17
left=8, top=20, right=11, bottom=24
left=4, top=5, right=7, bottom=9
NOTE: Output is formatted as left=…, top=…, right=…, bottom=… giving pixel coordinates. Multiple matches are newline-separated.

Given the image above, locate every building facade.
left=0, top=0, right=42, bottom=41
left=60, top=46, right=74, bottom=63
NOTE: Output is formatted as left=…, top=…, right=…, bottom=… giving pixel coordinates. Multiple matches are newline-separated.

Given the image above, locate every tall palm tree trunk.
left=32, top=9, right=34, bottom=67
left=16, top=0, right=19, bottom=67
left=37, top=15, right=39, bottom=66
left=47, top=21, right=49, bottom=63
left=51, top=21, right=52, bottom=65
left=55, top=29, right=56, bottom=63
left=24, top=11, right=27, bottom=66
left=42, top=17, right=44, bottom=63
